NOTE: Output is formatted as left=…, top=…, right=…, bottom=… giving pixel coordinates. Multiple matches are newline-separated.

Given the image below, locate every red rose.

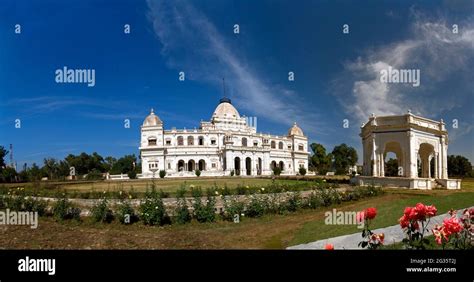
left=425, top=205, right=437, bottom=217
left=404, top=207, right=412, bottom=216
left=414, top=203, right=427, bottom=220
left=365, top=207, right=377, bottom=220
left=443, top=217, right=463, bottom=235
left=325, top=243, right=334, bottom=250
left=399, top=215, right=409, bottom=229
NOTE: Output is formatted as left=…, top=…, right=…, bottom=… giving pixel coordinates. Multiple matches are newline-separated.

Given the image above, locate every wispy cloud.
left=146, top=0, right=326, bottom=136
left=331, top=13, right=474, bottom=123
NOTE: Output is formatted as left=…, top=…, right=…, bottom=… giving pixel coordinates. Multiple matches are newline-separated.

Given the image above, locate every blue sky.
left=0, top=0, right=473, bottom=167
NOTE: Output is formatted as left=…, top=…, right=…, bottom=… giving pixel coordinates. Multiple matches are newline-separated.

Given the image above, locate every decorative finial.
left=371, top=113, right=375, bottom=117
left=440, top=118, right=444, bottom=123
left=293, top=121, right=297, bottom=126
left=407, top=109, right=412, bottom=114
left=151, top=108, right=154, bottom=114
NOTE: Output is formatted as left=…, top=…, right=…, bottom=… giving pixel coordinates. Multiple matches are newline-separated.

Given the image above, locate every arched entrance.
left=279, top=161, right=284, bottom=171
left=177, top=160, right=185, bottom=171
left=257, top=158, right=262, bottom=175
left=198, top=159, right=206, bottom=171
left=245, top=157, right=251, bottom=176
left=270, top=161, right=277, bottom=170
left=234, top=157, right=241, bottom=176
left=383, top=141, right=404, bottom=177
left=187, top=160, right=195, bottom=172
left=418, top=143, right=435, bottom=178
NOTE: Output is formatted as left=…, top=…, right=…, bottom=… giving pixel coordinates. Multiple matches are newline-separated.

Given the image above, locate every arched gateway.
left=355, top=111, right=461, bottom=189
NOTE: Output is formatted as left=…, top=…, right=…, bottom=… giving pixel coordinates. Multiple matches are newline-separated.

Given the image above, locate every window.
left=168, top=163, right=171, bottom=169
left=242, top=137, right=247, bottom=147
left=149, top=162, right=158, bottom=169
left=298, top=144, right=304, bottom=151
left=148, top=138, right=157, bottom=146
left=187, top=136, right=194, bottom=146
left=212, top=163, right=216, bottom=168
left=198, top=136, right=204, bottom=146
left=165, top=139, right=171, bottom=145
left=271, top=141, right=276, bottom=149
left=177, top=136, right=184, bottom=146
left=278, top=142, right=284, bottom=150
left=288, top=145, right=292, bottom=150
left=253, top=141, right=258, bottom=147
left=211, top=138, right=216, bottom=145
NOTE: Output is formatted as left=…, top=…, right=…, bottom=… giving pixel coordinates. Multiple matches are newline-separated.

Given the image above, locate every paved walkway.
left=287, top=207, right=473, bottom=250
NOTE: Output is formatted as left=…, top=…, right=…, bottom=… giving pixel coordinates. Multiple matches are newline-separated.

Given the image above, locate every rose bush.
left=399, top=203, right=437, bottom=249
left=358, top=207, right=384, bottom=250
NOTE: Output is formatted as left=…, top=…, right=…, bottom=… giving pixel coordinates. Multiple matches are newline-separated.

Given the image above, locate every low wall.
left=354, top=176, right=461, bottom=190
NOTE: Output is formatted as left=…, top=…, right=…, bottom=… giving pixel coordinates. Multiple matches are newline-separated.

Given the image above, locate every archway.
left=418, top=143, right=435, bottom=178
left=270, top=161, right=277, bottom=170
left=383, top=141, right=404, bottom=177
left=198, top=159, right=206, bottom=171
left=245, top=157, right=251, bottom=175
left=234, top=157, right=241, bottom=176
left=187, top=160, right=195, bottom=172
left=279, top=161, right=284, bottom=171
left=177, top=160, right=185, bottom=172
left=257, top=158, right=262, bottom=175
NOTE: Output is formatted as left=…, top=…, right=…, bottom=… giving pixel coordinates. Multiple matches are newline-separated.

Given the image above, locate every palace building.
left=138, top=98, right=308, bottom=178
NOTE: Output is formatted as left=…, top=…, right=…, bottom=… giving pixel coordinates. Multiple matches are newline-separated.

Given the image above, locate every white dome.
left=212, top=98, right=240, bottom=119
left=143, top=108, right=162, bottom=126
left=288, top=122, right=304, bottom=136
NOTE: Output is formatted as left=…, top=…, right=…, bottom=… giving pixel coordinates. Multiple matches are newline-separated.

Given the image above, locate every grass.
left=1, top=178, right=472, bottom=249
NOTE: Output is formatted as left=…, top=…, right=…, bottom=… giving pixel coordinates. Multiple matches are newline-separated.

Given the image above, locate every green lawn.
left=289, top=186, right=474, bottom=246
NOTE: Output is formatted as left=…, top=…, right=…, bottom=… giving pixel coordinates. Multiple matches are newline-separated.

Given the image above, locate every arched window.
left=198, top=136, right=204, bottom=146
left=177, top=136, right=184, bottom=146
left=271, top=141, right=276, bottom=149
left=278, top=142, right=284, bottom=150
left=242, top=137, right=248, bottom=147
left=298, top=144, right=304, bottom=151
left=187, top=136, right=194, bottom=146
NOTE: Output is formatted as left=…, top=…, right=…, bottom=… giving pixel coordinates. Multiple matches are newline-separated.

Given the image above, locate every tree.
left=0, top=146, right=8, bottom=169
left=385, top=158, right=399, bottom=177
left=309, top=143, right=332, bottom=174
left=299, top=167, right=307, bottom=176
left=447, top=155, right=472, bottom=177
left=28, top=163, right=43, bottom=181
left=2, top=167, right=17, bottom=182
left=104, top=156, right=117, bottom=172
left=43, top=158, right=58, bottom=180
left=110, top=155, right=137, bottom=175
left=331, top=144, right=358, bottom=175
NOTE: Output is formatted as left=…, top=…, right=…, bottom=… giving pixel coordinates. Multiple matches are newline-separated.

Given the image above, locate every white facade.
left=356, top=111, right=461, bottom=189
left=139, top=98, right=309, bottom=178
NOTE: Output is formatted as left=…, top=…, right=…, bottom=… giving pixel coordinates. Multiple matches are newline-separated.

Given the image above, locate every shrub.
left=117, top=200, right=138, bottom=224
left=174, top=187, right=191, bottom=224
left=127, top=170, right=137, bottom=179
left=159, top=170, right=166, bottom=178
left=245, top=196, right=265, bottom=217
left=230, top=170, right=235, bottom=177
left=139, top=189, right=170, bottom=226
left=192, top=188, right=216, bottom=223
left=299, top=167, right=307, bottom=176
left=305, top=191, right=323, bottom=209
left=284, top=192, right=302, bottom=212
left=90, top=197, right=114, bottom=223
left=86, top=169, right=103, bottom=180
left=24, top=197, right=48, bottom=216
left=221, top=196, right=245, bottom=221
left=195, top=170, right=201, bottom=177
left=52, top=194, right=81, bottom=221
left=272, top=167, right=282, bottom=176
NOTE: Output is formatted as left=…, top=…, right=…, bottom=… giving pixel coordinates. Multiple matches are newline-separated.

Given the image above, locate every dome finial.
left=150, top=108, right=154, bottom=114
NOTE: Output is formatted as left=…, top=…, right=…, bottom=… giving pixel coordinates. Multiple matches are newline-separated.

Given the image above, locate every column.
left=380, top=153, right=385, bottom=177
left=434, top=153, right=438, bottom=179
left=372, top=137, right=378, bottom=177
